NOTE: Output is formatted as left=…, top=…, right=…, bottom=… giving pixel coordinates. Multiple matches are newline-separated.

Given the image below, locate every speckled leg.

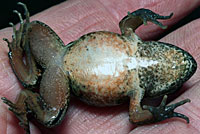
left=119, top=8, right=173, bottom=35
left=143, top=95, right=191, bottom=123
left=3, top=2, right=40, bottom=87
left=129, top=93, right=191, bottom=124
left=129, top=88, right=153, bottom=124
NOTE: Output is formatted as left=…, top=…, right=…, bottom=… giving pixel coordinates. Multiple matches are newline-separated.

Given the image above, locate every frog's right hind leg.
left=3, top=2, right=40, bottom=88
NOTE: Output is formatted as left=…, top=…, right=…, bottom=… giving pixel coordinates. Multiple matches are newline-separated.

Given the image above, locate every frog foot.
left=128, top=8, right=173, bottom=29
left=1, top=97, right=30, bottom=134
left=3, top=2, right=29, bottom=55
left=143, top=95, right=191, bottom=123
left=3, top=2, right=40, bottom=87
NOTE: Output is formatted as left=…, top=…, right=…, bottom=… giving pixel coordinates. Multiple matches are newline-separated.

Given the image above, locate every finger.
left=96, top=0, right=200, bottom=40
left=1, top=0, right=200, bottom=134
left=26, top=0, right=200, bottom=43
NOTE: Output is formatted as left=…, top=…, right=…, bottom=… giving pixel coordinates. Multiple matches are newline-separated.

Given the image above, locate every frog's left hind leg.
left=119, top=8, right=173, bottom=35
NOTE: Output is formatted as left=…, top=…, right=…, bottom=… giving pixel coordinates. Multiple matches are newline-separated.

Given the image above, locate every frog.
left=1, top=2, right=197, bottom=134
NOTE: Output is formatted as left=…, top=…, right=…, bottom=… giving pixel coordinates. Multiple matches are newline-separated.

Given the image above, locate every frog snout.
left=186, top=53, right=197, bottom=78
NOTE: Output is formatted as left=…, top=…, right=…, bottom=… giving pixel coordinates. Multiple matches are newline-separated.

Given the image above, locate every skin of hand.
left=0, top=0, right=200, bottom=134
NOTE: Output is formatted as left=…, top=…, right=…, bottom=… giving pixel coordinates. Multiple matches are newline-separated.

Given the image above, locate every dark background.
left=0, top=0, right=65, bottom=29
left=0, top=0, right=200, bottom=33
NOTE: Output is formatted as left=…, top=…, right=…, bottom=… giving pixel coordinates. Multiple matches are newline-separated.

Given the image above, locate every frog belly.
left=63, top=31, right=140, bottom=106
left=71, top=81, right=130, bottom=106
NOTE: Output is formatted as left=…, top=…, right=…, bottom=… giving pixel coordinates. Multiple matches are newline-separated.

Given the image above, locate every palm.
left=0, top=0, right=200, bottom=134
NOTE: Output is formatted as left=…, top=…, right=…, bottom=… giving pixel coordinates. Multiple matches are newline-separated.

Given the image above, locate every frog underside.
left=64, top=31, right=195, bottom=106
left=1, top=3, right=197, bottom=134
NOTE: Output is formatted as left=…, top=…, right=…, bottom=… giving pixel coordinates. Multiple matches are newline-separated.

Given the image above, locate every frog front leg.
left=119, top=8, right=173, bottom=35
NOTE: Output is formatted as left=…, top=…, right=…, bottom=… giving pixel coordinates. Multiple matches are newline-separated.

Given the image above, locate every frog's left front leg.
left=129, top=90, right=191, bottom=124
left=119, top=8, right=173, bottom=35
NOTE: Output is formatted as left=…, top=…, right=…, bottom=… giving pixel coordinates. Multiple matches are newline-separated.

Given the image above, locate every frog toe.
left=1, top=97, right=16, bottom=108
left=17, top=2, right=30, bottom=23
left=19, top=122, right=30, bottom=134
left=2, top=97, right=24, bottom=115
left=1, top=97, right=30, bottom=133
left=7, top=2, right=31, bottom=50
left=143, top=95, right=190, bottom=123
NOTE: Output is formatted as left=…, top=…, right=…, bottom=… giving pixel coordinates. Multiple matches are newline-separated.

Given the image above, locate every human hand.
left=0, top=0, right=200, bottom=133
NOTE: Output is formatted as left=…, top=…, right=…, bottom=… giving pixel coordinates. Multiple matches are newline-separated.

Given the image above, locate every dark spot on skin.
left=126, top=50, right=130, bottom=56
left=118, top=35, right=127, bottom=43
left=85, top=46, right=89, bottom=51
left=79, top=35, right=86, bottom=41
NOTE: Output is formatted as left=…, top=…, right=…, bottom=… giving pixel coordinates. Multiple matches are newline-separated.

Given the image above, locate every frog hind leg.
left=2, top=2, right=70, bottom=133
left=129, top=89, right=191, bottom=124
left=119, top=8, right=173, bottom=35
left=2, top=66, right=70, bottom=133
left=3, top=2, right=40, bottom=88
left=34, top=65, right=70, bottom=127
left=129, top=88, right=153, bottom=124
left=2, top=92, right=30, bottom=134
left=142, top=95, right=191, bottom=124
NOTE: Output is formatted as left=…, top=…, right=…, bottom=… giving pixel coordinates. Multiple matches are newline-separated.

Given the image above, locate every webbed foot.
left=3, top=2, right=40, bottom=87
left=119, top=8, right=173, bottom=34
left=128, top=8, right=173, bottom=29
left=1, top=97, right=30, bottom=134
left=143, top=95, right=190, bottom=123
